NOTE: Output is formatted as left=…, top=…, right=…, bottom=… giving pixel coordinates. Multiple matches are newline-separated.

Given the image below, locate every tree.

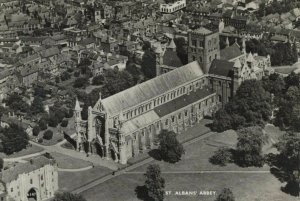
left=30, top=97, right=45, bottom=115
left=141, top=50, right=156, bottom=79
left=216, top=188, right=235, bottom=201
left=39, top=119, right=48, bottom=130
left=53, top=192, right=87, bottom=201
left=43, top=130, right=53, bottom=140
left=212, top=80, right=271, bottom=131
left=0, top=158, right=3, bottom=170
left=32, top=126, right=40, bottom=136
left=48, top=114, right=58, bottom=127
left=4, top=93, right=29, bottom=113
left=101, top=69, right=135, bottom=98
left=125, top=63, right=142, bottom=84
left=236, top=126, right=268, bottom=167
left=34, top=86, right=47, bottom=99
left=271, top=131, right=300, bottom=196
left=210, top=147, right=232, bottom=166
left=158, top=130, right=185, bottom=163
left=73, top=77, right=89, bottom=88
left=262, top=73, right=285, bottom=97
left=0, top=124, right=29, bottom=155
left=144, top=164, right=165, bottom=201
left=61, top=119, right=68, bottom=127
left=284, top=72, right=300, bottom=89
left=92, top=75, right=105, bottom=85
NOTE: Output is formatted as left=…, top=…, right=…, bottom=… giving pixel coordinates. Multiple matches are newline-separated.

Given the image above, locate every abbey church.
left=74, top=28, right=272, bottom=164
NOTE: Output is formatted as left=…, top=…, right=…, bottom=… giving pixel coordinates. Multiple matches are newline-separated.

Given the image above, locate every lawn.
left=81, top=173, right=297, bottom=201
left=130, top=130, right=270, bottom=173
left=0, top=144, right=44, bottom=159
left=274, top=67, right=297, bottom=74
left=58, top=166, right=112, bottom=192
left=50, top=152, right=92, bottom=169
left=127, top=119, right=212, bottom=165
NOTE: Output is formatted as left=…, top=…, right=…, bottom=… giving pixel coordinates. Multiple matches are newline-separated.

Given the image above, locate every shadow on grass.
left=148, top=149, right=162, bottom=161
left=266, top=153, right=299, bottom=197
left=135, top=185, right=151, bottom=201
left=63, top=132, right=77, bottom=149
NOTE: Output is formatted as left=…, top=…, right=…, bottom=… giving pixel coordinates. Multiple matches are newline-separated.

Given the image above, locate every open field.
left=79, top=123, right=292, bottom=201
left=50, top=152, right=92, bottom=169
left=81, top=172, right=297, bottom=201
left=59, top=166, right=112, bottom=192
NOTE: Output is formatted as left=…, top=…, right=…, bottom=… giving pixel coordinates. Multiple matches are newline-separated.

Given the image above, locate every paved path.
left=72, top=131, right=216, bottom=194
left=125, top=170, right=270, bottom=174
left=4, top=150, right=47, bottom=163
left=58, top=166, right=93, bottom=172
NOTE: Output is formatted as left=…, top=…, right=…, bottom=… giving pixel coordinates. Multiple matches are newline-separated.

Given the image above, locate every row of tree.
left=245, top=39, right=298, bottom=66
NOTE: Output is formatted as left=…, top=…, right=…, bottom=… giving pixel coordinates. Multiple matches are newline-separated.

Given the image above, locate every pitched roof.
left=209, top=59, right=234, bottom=77
left=220, top=43, right=243, bottom=61
left=192, top=27, right=212, bottom=35
left=40, top=47, right=60, bottom=58
left=162, top=49, right=183, bottom=67
left=101, top=61, right=204, bottom=116
left=154, top=86, right=214, bottom=117
left=1, top=156, right=54, bottom=183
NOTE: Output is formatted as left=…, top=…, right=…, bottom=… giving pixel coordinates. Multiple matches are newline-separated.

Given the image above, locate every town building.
left=0, top=156, right=58, bottom=201
left=160, top=0, right=186, bottom=14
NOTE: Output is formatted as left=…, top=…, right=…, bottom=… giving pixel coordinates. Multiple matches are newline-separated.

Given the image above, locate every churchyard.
left=78, top=124, right=296, bottom=201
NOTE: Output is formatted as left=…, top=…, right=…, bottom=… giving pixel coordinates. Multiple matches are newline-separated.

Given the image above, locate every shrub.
left=38, top=119, right=48, bottom=130
left=48, top=115, right=58, bottom=127
left=209, top=147, right=232, bottom=166
left=92, top=75, right=105, bottom=85
left=43, top=130, right=53, bottom=140
left=74, top=71, right=80, bottom=77
left=38, top=138, right=43, bottom=143
left=32, top=126, right=40, bottom=136
left=61, top=119, right=68, bottom=127
left=65, top=108, right=74, bottom=118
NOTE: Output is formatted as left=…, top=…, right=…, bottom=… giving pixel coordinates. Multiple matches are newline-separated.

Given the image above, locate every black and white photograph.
left=0, top=0, right=299, bottom=200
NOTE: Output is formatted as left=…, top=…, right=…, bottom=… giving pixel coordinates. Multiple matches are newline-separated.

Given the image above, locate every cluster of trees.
left=78, top=69, right=135, bottom=120
left=245, top=39, right=298, bottom=66
left=210, top=126, right=267, bottom=167
left=37, top=103, right=72, bottom=131
left=211, top=80, right=272, bottom=132
left=257, top=0, right=299, bottom=17
left=0, top=124, right=29, bottom=155
left=262, top=72, right=300, bottom=195
left=269, top=72, right=300, bottom=131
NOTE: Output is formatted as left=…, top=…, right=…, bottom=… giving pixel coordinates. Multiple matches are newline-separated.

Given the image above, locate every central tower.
left=188, top=27, right=220, bottom=73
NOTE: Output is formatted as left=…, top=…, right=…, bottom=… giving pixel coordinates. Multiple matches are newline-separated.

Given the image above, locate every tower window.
left=192, top=56, right=196, bottom=61
left=192, top=40, right=197, bottom=47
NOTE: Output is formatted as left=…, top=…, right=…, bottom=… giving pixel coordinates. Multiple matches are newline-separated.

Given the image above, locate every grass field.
left=58, top=166, right=112, bottom=192
left=81, top=173, right=297, bottom=201
left=50, top=152, right=92, bottom=169
left=79, top=124, right=295, bottom=201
